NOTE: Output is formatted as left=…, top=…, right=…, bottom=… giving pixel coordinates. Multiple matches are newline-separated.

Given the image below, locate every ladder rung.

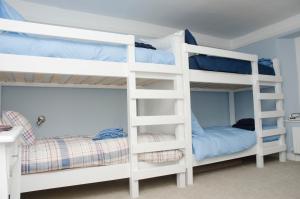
left=132, top=165, right=185, bottom=180
left=262, top=145, right=286, bottom=156
left=259, top=128, right=285, bottom=137
left=132, top=141, right=185, bottom=153
left=132, top=63, right=182, bottom=74
left=259, top=110, right=284, bottom=118
left=258, top=75, right=282, bottom=83
left=135, top=72, right=176, bottom=80
left=259, top=93, right=284, bottom=100
left=132, top=115, right=184, bottom=126
left=132, top=89, right=183, bottom=99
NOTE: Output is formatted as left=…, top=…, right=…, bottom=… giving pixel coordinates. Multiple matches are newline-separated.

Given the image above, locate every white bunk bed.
left=181, top=42, right=287, bottom=182
left=0, top=15, right=191, bottom=199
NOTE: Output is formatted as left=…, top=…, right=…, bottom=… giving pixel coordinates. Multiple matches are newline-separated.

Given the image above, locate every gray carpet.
left=22, top=157, right=300, bottom=199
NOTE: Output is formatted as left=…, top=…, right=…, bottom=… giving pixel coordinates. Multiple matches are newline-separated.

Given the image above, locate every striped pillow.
left=3, top=111, right=35, bottom=145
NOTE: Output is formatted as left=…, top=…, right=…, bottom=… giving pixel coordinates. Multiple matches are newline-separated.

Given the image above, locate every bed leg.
left=10, top=143, right=21, bottom=199
left=256, top=155, right=264, bottom=168
left=186, top=167, right=193, bottom=185
left=129, top=178, right=139, bottom=198
left=279, top=152, right=287, bottom=162
left=176, top=173, right=186, bottom=188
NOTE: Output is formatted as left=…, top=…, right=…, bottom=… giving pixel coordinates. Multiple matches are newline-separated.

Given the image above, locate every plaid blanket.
left=22, top=134, right=183, bottom=175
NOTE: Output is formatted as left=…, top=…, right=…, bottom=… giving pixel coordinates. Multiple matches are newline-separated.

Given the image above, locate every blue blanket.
left=189, top=55, right=275, bottom=75
left=193, top=126, right=257, bottom=160
left=93, top=128, right=127, bottom=140
left=0, top=32, right=175, bottom=65
left=192, top=126, right=280, bottom=161
left=0, top=1, right=175, bottom=65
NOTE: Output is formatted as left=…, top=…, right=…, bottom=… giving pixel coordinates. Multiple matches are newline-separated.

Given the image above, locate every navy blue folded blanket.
left=184, top=29, right=275, bottom=76
left=189, top=55, right=275, bottom=75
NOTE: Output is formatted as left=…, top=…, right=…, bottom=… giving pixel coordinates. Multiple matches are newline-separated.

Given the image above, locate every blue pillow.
left=191, top=112, right=205, bottom=136
left=185, top=29, right=198, bottom=45
left=0, top=0, right=24, bottom=20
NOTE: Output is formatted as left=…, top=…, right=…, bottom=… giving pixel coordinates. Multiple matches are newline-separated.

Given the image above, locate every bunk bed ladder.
left=252, top=58, right=287, bottom=168
left=127, top=70, right=189, bottom=198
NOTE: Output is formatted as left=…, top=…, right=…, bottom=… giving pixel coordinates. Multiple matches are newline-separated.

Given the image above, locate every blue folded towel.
left=93, top=128, right=127, bottom=140
left=258, top=58, right=273, bottom=67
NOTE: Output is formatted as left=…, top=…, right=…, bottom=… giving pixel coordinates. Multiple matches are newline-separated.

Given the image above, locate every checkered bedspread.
left=22, top=134, right=183, bottom=175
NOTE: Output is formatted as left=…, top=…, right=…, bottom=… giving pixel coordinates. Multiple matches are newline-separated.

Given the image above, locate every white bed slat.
left=34, top=74, right=45, bottom=83
left=132, top=115, right=184, bottom=126
left=132, top=89, right=183, bottom=99
left=259, top=93, right=284, bottom=100
left=260, top=128, right=285, bottom=138
left=259, top=110, right=285, bottom=118
left=13, top=73, right=25, bottom=82
left=258, top=75, right=282, bottom=83
left=189, top=69, right=252, bottom=85
left=132, top=63, right=182, bottom=74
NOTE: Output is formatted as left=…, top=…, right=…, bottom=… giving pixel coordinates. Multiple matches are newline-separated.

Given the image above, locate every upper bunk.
left=181, top=30, right=282, bottom=90
left=0, top=1, right=183, bottom=89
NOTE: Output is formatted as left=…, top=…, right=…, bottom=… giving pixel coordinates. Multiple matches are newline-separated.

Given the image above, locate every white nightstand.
left=0, top=127, right=22, bottom=199
left=292, top=127, right=300, bottom=154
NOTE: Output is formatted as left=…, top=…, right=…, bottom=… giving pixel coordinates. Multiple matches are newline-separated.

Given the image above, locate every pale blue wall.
left=191, top=91, right=230, bottom=128
left=2, top=86, right=128, bottom=138
left=1, top=86, right=232, bottom=138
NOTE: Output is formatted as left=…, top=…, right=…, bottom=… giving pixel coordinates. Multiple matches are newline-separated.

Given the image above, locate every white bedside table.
left=0, top=127, right=22, bottom=199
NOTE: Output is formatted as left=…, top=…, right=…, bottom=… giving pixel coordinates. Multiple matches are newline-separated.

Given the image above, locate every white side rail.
left=183, top=43, right=257, bottom=62
left=0, top=19, right=134, bottom=45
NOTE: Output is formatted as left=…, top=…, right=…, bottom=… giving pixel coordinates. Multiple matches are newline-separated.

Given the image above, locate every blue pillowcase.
left=185, top=29, right=198, bottom=45
left=0, top=0, right=24, bottom=20
left=191, top=112, right=205, bottom=136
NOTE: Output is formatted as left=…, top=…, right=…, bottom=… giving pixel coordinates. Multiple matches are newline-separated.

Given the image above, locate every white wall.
left=7, top=0, right=230, bottom=49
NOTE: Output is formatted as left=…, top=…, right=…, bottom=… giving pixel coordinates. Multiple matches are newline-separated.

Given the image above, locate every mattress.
left=22, top=133, right=183, bottom=175
left=189, top=55, right=275, bottom=75
left=192, top=126, right=280, bottom=161
left=0, top=32, right=175, bottom=65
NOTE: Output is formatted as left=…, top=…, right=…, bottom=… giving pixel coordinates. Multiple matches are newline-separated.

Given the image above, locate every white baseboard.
left=287, top=152, right=300, bottom=161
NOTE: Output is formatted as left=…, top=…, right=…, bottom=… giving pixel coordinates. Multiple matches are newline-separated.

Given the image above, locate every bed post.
left=251, top=58, right=264, bottom=168
left=273, top=58, right=287, bottom=162
left=229, top=91, right=236, bottom=125
left=182, top=42, right=193, bottom=186
left=127, top=36, right=139, bottom=198
left=0, top=85, right=2, bottom=114
left=172, top=32, right=187, bottom=188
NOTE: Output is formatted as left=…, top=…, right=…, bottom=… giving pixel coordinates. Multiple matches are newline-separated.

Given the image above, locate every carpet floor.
left=21, top=157, right=300, bottom=199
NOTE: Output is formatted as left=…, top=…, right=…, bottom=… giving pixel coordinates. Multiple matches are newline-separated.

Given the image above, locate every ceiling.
left=23, top=0, right=300, bottom=39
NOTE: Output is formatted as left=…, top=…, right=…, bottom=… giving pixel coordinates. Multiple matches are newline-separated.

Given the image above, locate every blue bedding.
left=189, top=55, right=275, bottom=75
left=0, top=0, right=175, bottom=64
left=193, top=126, right=280, bottom=161
left=0, top=32, right=175, bottom=65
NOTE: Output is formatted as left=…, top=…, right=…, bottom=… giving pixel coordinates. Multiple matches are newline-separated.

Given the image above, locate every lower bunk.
left=20, top=133, right=184, bottom=193
left=191, top=114, right=284, bottom=167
